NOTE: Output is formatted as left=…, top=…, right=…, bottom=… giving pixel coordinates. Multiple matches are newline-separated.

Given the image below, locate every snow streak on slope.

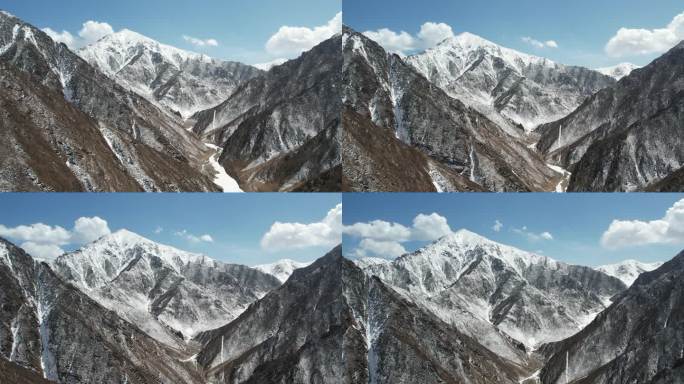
left=596, top=259, right=664, bottom=286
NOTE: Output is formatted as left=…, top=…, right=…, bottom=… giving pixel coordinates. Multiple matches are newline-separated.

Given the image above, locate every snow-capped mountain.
left=194, top=245, right=530, bottom=383
left=0, top=10, right=339, bottom=193
left=536, top=41, right=684, bottom=191
left=79, top=29, right=261, bottom=118
left=51, top=229, right=280, bottom=345
left=540, top=250, right=684, bottom=383
left=0, top=11, right=220, bottom=192
left=0, top=237, right=203, bottom=383
left=254, top=259, right=312, bottom=283
left=361, top=229, right=626, bottom=350
left=596, top=62, right=640, bottom=80
left=342, top=26, right=560, bottom=192
left=406, top=32, right=615, bottom=134
left=595, top=259, right=663, bottom=286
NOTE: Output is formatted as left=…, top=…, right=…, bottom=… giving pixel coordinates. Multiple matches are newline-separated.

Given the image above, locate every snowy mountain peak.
left=254, top=259, right=312, bottom=283
left=596, top=62, right=640, bottom=80
left=595, top=259, right=663, bottom=286
left=428, top=32, right=553, bottom=70
left=54, top=229, right=210, bottom=290
left=82, top=28, right=209, bottom=70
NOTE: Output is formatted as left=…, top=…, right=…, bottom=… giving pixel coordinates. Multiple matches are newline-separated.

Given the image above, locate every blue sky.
left=0, top=193, right=341, bottom=266
left=343, top=193, right=684, bottom=266
left=3, top=0, right=341, bottom=64
left=343, top=0, right=684, bottom=68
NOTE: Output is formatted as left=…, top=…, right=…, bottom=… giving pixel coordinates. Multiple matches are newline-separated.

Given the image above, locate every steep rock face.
left=362, top=230, right=626, bottom=352
left=0, top=62, right=143, bottom=192
left=194, top=246, right=535, bottom=383
left=193, top=246, right=367, bottom=384
left=367, top=276, right=530, bottom=383
left=539, top=250, right=684, bottom=384
left=646, top=165, right=684, bottom=191
left=0, top=11, right=219, bottom=191
left=0, top=237, right=202, bottom=384
left=342, top=26, right=559, bottom=192
left=342, top=107, right=485, bottom=192
left=536, top=42, right=684, bottom=191
left=52, top=230, right=280, bottom=346
left=595, top=259, right=664, bottom=286
left=406, top=33, right=615, bottom=134
left=191, top=35, right=342, bottom=192
left=79, top=29, right=261, bottom=118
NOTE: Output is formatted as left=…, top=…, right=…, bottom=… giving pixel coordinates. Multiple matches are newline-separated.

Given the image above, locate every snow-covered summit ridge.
left=255, top=259, right=312, bottom=283
left=596, top=62, right=640, bottom=80
left=81, top=29, right=213, bottom=70
left=53, top=229, right=211, bottom=290
left=595, top=259, right=663, bottom=286
left=410, top=228, right=555, bottom=274
left=414, top=32, right=557, bottom=74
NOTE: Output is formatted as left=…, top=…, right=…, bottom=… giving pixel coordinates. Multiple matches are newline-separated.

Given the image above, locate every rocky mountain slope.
left=51, top=229, right=280, bottom=346
left=406, top=33, right=615, bottom=135
left=191, top=34, right=342, bottom=192
left=342, top=107, right=485, bottom=192
left=360, top=230, right=626, bottom=353
left=192, top=246, right=366, bottom=383
left=0, top=10, right=220, bottom=192
left=595, top=259, right=664, bottom=286
left=193, top=245, right=537, bottom=383
left=343, top=26, right=560, bottom=192
left=536, top=41, right=684, bottom=191
left=79, top=29, right=261, bottom=118
left=0, top=237, right=203, bottom=383
left=539, top=250, right=684, bottom=383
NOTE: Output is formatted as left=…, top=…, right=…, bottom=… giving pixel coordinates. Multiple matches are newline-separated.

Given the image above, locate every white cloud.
left=512, top=226, right=554, bottom=242
left=492, top=220, right=503, bottom=232
left=601, top=198, right=684, bottom=249
left=363, top=28, right=417, bottom=54
left=0, top=216, right=111, bottom=260
left=71, top=216, right=111, bottom=243
left=354, top=239, right=406, bottom=259
left=265, top=12, right=341, bottom=58
left=417, top=22, right=455, bottom=48
left=183, top=35, right=219, bottom=47
left=522, top=36, right=558, bottom=49
left=42, top=20, right=114, bottom=49
left=605, top=12, right=684, bottom=57
left=363, top=21, right=455, bottom=55
left=42, top=28, right=75, bottom=47
left=344, top=220, right=411, bottom=242
left=175, top=230, right=215, bottom=243
left=78, top=20, right=114, bottom=46
left=412, top=213, right=452, bottom=241
left=345, top=213, right=454, bottom=259
left=0, top=223, right=71, bottom=245
left=261, top=204, right=342, bottom=251
left=344, top=212, right=452, bottom=243
left=20, top=242, right=64, bottom=260
left=154, top=226, right=164, bottom=234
